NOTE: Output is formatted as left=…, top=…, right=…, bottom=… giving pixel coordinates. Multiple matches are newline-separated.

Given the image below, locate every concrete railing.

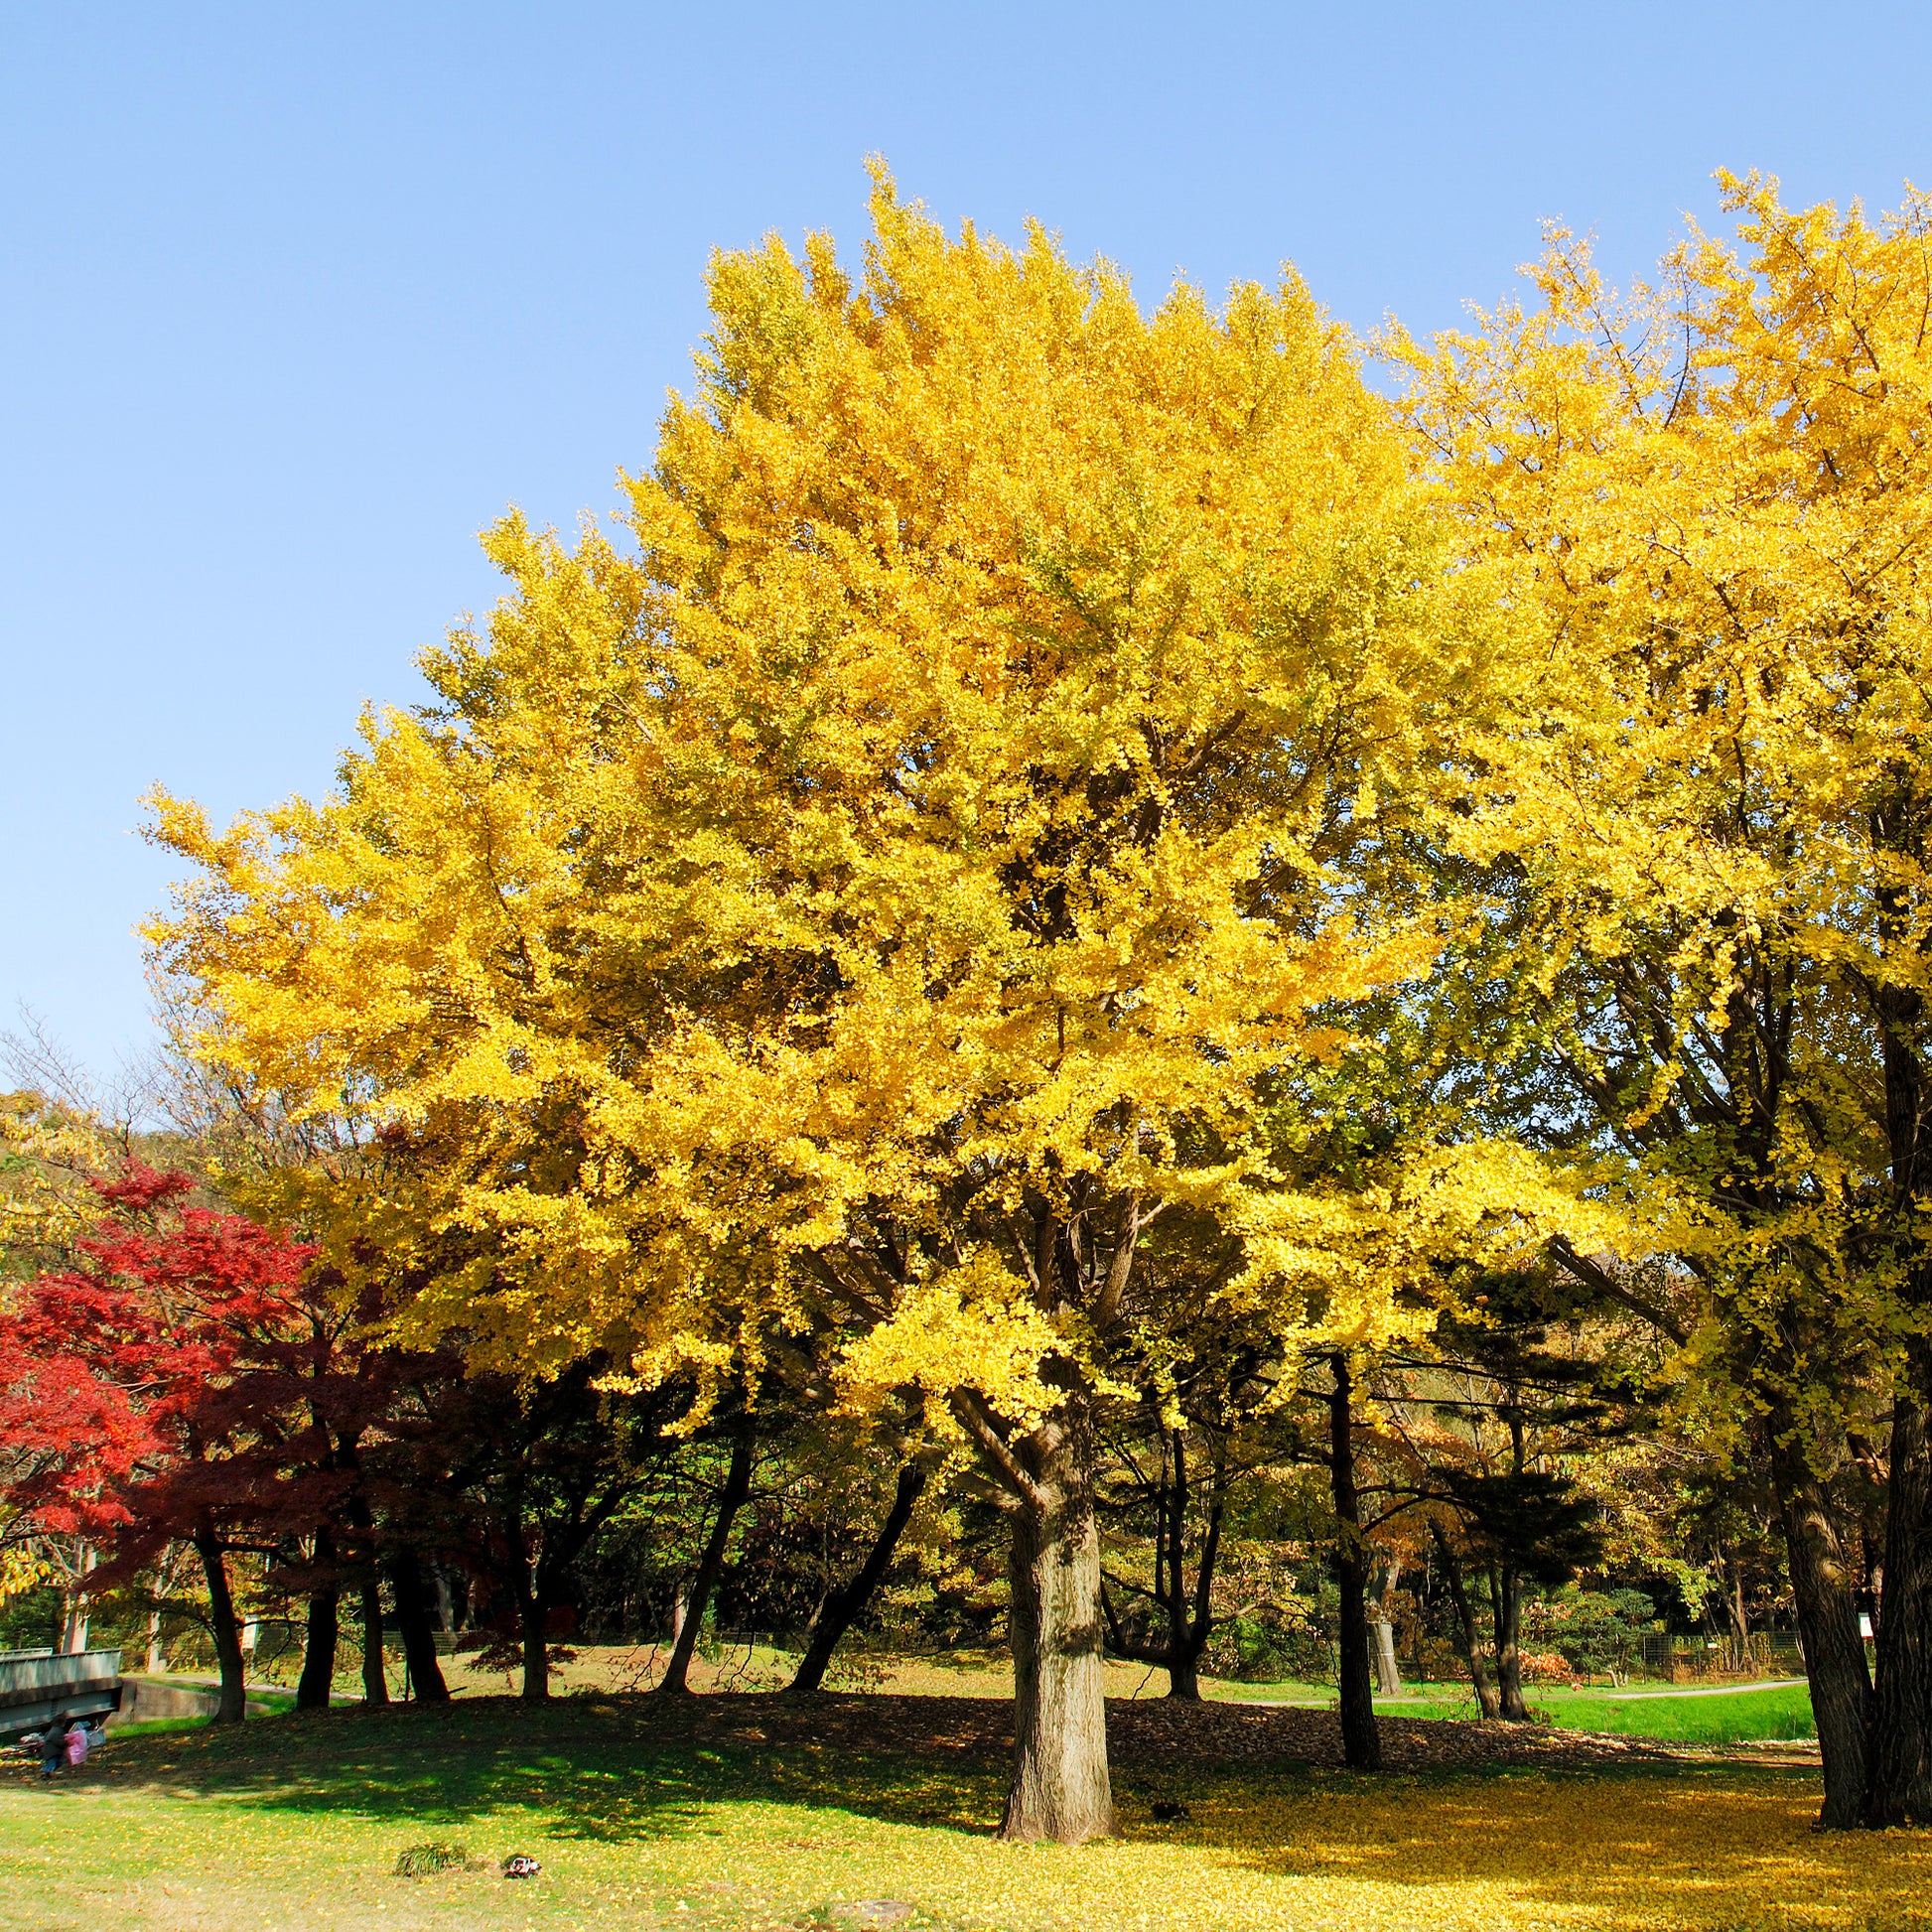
left=0, top=1648, right=122, bottom=1737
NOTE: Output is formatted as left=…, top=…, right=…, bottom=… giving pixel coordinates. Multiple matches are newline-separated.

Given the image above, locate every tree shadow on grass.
left=90, top=1691, right=1917, bottom=1931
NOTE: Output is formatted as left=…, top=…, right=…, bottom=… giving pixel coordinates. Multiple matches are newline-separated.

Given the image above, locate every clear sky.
left=6, top=1, right=1931, bottom=1081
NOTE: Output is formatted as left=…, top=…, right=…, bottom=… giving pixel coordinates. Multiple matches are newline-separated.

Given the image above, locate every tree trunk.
left=790, top=1459, right=927, bottom=1695
left=1770, top=1426, right=1871, bottom=1829
left=657, top=1428, right=754, bottom=1697
left=1000, top=1404, right=1115, bottom=1844
left=1723, top=1552, right=1751, bottom=1674
left=360, top=1579, right=389, bottom=1707
left=1327, top=1354, right=1381, bottom=1770
left=297, top=1528, right=340, bottom=1712
left=1369, top=1556, right=1403, bottom=1697
left=1431, top=1520, right=1499, bottom=1720
left=389, top=1547, right=449, bottom=1703
left=519, top=1592, right=549, bottom=1701
left=146, top=1604, right=164, bottom=1676
left=1491, top=1563, right=1529, bottom=1720
left=1868, top=1371, right=1932, bottom=1825
left=192, top=1528, right=247, bottom=1725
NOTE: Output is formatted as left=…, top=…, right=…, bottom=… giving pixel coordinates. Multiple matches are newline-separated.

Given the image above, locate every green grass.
left=0, top=1691, right=1910, bottom=1932
left=1219, top=1678, right=1818, bottom=1743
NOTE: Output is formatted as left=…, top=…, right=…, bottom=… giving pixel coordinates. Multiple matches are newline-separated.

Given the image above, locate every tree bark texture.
left=1491, top=1563, right=1528, bottom=1721
left=1369, top=1555, right=1403, bottom=1698
left=1431, top=1520, right=1500, bottom=1720
left=1327, top=1355, right=1381, bottom=1771
left=1868, top=1369, right=1932, bottom=1824
left=1770, top=1424, right=1872, bottom=1829
left=657, top=1427, right=754, bottom=1697
left=193, top=1527, right=247, bottom=1725
left=1000, top=1403, right=1115, bottom=1844
left=390, top=1547, right=450, bottom=1703
left=790, top=1459, right=927, bottom=1695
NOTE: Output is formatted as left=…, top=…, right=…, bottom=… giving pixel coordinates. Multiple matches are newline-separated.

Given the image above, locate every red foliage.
left=0, top=1166, right=327, bottom=1574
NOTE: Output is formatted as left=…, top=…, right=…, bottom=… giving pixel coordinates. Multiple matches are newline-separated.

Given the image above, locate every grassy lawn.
left=1220, top=1680, right=1819, bottom=1745
left=2, top=1692, right=1922, bottom=1932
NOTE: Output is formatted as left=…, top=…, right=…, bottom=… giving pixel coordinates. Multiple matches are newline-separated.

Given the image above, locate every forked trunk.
left=193, top=1528, right=247, bottom=1725
left=1327, top=1355, right=1381, bottom=1770
left=1001, top=1405, right=1114, bottom=1844
left=791, top=1459, right=927, bottom=1695
left=1770, top=1424, right=1871, bottom=1829
left=1431, top=1521, right=1499, bottom=1720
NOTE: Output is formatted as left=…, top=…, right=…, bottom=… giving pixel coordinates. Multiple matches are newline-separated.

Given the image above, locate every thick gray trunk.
left=1868, top=1372, right=1932, bottom=1825
left=1491, top=1564, right=1529, bottom=1721
left=1001, top=1404, right=1115, bottom=1844
left=1771, top=1426, right=1871, bottom=1829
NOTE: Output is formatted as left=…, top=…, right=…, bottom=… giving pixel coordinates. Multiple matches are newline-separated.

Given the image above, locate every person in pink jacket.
left=64, top=1720, right=89, bottom=1768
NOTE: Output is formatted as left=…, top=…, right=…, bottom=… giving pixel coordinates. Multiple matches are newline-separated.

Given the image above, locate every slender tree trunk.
left=146, top=1604, right=164, bottom=1676
left=657, top=1428, right=754, bottom=1697
left=360, top=1579, right=389, bottom=1707
left=790, top=1460, right=927, bottom=1695
left=1490, top=1564, right=1529, bottom=1720
left=432, top=1565, right=458, bottom=1638
left=1369, top=1556, right=1403, bottom=1698
left=390, top=1548, right=449, bottom=1703
left=1327, top=1354, right=1381, bottom=1770
left=297, top=1528, right=340, bottom=1712
left=1431, top=1521, right=1499, bottom=1719
left=1868, top=1369, right=1932, bottom=1824
left=1770, top=1425, right=1871, bottom=1829
left=192, top=1528, right=247, bottom=1725
left=1000, top=1402, right=1115, bottom=1844
left=1723, top=1552, right=1751, bottom=1674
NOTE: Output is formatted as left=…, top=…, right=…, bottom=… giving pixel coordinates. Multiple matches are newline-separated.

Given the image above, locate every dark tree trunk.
left=519, top=1592, right=549, bottom=1701
left=790, top=1459, right=927, bottom=1695
left=1431, top=1520, right=1499, bottom=1720
left=1769, top=1422, right=1871, bottom=1829
left=1868, top=1367, right=1932, bottom=1824
left=192, top=1528, right=247, bottom=1725
left=657, top=1428, right=754, bottom=1697
left=389, top=1547, right=449, bottom=1703
left=1490, top=1563, right=1529, bottom=1720
left=1327, top=1354, right=1381, bottom=1771
left=359, top=1579, right=389, bottom=1707
left=296, top=1527, right=339, bottom=1713
left=1723, top=1551, right=1751, bottom=1674
left=1000, top=1402, right=1115, bottom=1844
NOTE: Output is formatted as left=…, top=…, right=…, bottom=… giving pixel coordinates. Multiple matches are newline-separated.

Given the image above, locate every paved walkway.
left=1603, top=1678, right=1808, bottom=1701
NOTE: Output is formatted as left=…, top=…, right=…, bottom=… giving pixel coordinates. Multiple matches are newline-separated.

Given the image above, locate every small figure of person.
left=38, top=1715, right=69, bottom=1780
left=64, top=1719, right=90, bottom=1769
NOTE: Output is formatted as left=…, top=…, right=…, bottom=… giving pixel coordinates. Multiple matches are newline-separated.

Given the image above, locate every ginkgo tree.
left=1397, top=173, right=1932, bottom=1830
left=152, top=171, right=1565, bottom=1842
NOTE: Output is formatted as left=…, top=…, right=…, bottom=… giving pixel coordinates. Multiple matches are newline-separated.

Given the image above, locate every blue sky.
left=6, top=1, right=1931, bottom=1082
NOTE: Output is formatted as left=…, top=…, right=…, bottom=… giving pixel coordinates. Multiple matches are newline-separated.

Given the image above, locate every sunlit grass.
left=0, top=1691, right=1914, bottom=1932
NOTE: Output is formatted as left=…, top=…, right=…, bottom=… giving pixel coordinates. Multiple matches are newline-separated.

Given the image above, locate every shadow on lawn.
left=85, top=1696, right=1916, bottom=1930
